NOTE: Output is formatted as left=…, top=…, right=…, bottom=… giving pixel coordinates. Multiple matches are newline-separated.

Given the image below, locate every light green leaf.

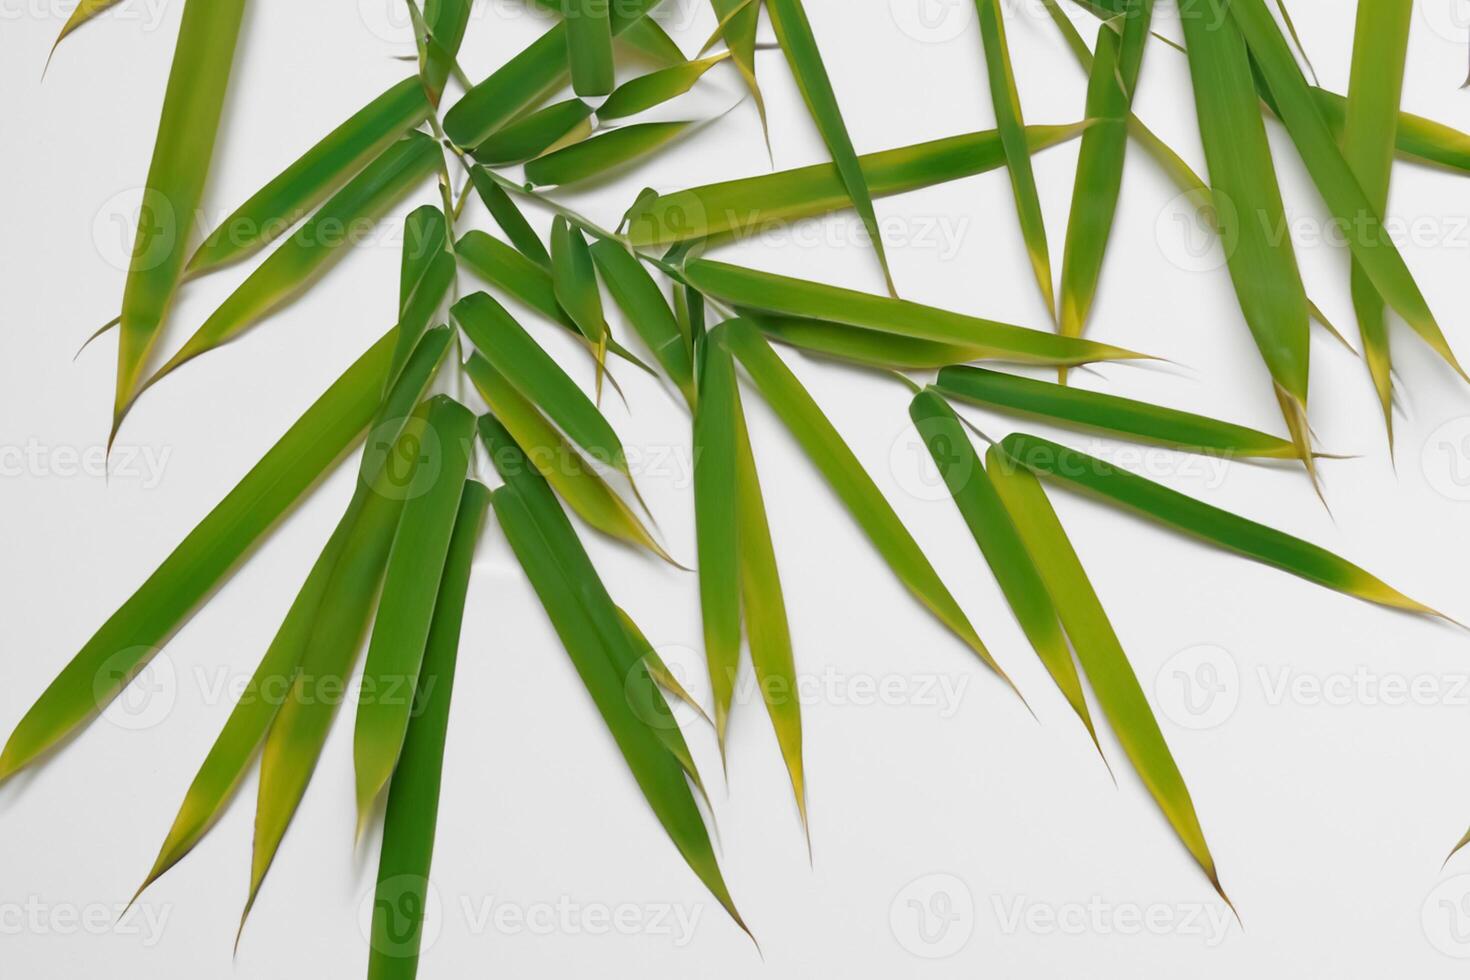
left=589, top=238, right=696, bottom=402
left=473, top=99, right=594, bottom=165
left=467, top=167, right=552, bottom=270
left=525, top=121, right=694, bottom=187
left=598, top=53, right=732, bottom=120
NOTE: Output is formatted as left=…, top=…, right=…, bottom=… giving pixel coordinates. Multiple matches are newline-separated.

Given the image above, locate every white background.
left=5, top=0, right=1470, bottom=975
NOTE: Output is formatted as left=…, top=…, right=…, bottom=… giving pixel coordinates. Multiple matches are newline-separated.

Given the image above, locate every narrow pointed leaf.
left=133, top=327, right=453, bottom=896
left=753, top=313, right=1032, bottom=370
left=995, top=433, right=1441, bottom=616
left=420, top=0, right=474, bottom=105
left=984, top=447, right=1228, bottom=901
left=1311, top=88, right=1470, bottom=176
left=599, top=53, right=731, bottom=120
left=1229, top=0, right=1466, bottom=378
left=589, top=239, right=696, bottom=402
left=468, top=168, right=552, bottom=270
left=976, top=0, right=1055, bottom=317
left=114, top=0, right=248, bottom=425
left=187, top=78, right=432, bottom=278
left=152, top=133, right=442, bottom=385
left=718, top=319, right=1015, bottom=686
left=625, top=123, right=1083, bottom=246
left=463, top=353, right=671, bottom=561
left=550, top=218, right=607, bottom=345
left=366, top=481, right=488, bottom=980
left=525, top=121, right=694, bottom=187
left=472, top=99, right=593, bottom=165
left=51, top=0, right=123, bottom=54
left=566, top=0, right=615, bottom=96
left=684, top=259, right=1149, bottom=366
left=393, top=207, right=455, bottom=379
left=692, top=340, right=742, bottom=746
left=708, top=0, right=770, bottom=146
left=354, top=396, right=477, bottom=825
left=452, top=292, right=630, bottom=475
left=0, top=327, right=406, bottom=782
left=765, top=0, right=896, bottom=293
left=910, top=391, right=1100, bottom=749
left=934, top=365, right=1299, bottom=459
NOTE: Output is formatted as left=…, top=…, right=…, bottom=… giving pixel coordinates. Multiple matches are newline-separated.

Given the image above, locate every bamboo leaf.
left=133, top=327, right=454, bottom=899
left=472, top=99, right=594, bottom=165
left=420, top=0, right=474, bottom=105
left=984, top=446, right=1229, bottom=903
left=452, top=292, right=631, bottom=477
left=734, top=393, right=807, bottom=838
left=934, top=365, right=1299, bottom=459
left=995, top=433, right=1443, bottom=617
left=1311, top=88, right=1470, bottom=176
left=753, top=313, right=1013, bottom=370
left=550, top=217, right=607, bottom=345
left=975, top=0, right=1055, bottom=317
left=467, top=167, right=552, bottom=270
left=717, top=319, right=1017, bottom=688
left=1339, top=0, right=1412, bottom=445
left=443, top=0, right=668, bottom=146
left=525, top=121, right=695, bottom=187
left=625, top=123, right=1084, bottom=246
left=589, top=239, right=696, bottom=402
left=765, top=0, right=898, bottom=294
left=1229, top=0, right=1467, bottom=379
left=684, top=259, right=1149, bottom=366
left=0, top=327, right=412, bottom=783
left=481, top=418, right=748, bottom=935
left=708, top=0, right=770, bottom=148
left=692, top=340, right=742, bottom=748
left=463, top=353, right=672, bottom=562
left=366, top=481, right=489, bottom=980
left=1177, top=0, right=1312, bottom=471
left=393, top=206, right=455, bottom=380
left=909, top=391, right=1101, bottom=752
left=114, top=0, right=248, bottom=431
left=50, top=0, right=123, bottom=57
left=187, top=78, right=432, bottom=279
left=617, top=16, right=688, bottom=66
left=354, top=396, right=477, bottom=826
left=598, top=53, right=732, bottom=120
left=566, top=0, right=615, bottom=96
left=148, top=133, right=443, bottom=389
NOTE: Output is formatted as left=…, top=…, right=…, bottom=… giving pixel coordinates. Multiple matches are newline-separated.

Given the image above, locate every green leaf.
left=49, top=0, right=123, bottom=58
left=566, top=0, right=615, bottom=96
left=420, top=0, right=474, bottom=104
left=995, top=433, right=1443, bottom=617
left=752, top=313, right=1030, bottom=370
left=148, top=133, right=443, bottom=389
left=550, top=217, right=607, bottom=345
left=366, top=481, right=489, bottom=980
left=708, top=0, right=770, bottom=147
left=717, top=319, right=1018, bottom=689
left=684, top=259, right=1149, bottom=367
left=187, top=78, right=432, bottom=279
left=909, top=391, right=1102, bottom=754
left=0, top=326, right=411, bottom=783
left=472, top=99, right=594, bottom=165
left=692, top=340, right=741, bottom=748
left=975, top=0, right=1055, bottom=318
left=984, top=445, right=1230, bottom=905
left=1177, top=0, right=1312, bottom=470
left=354, top=396, right=477, bottom=826
left=1057, top=23, right=1129, bottom=358
left=589, top=238, right=696, bottom=402
left=765, top=0, right=898, bottom=294
left=525, top=121, right=694, bottom=187
left=482, top=418, right=748, bottom=936
left=462, top=353, right=672, bottom=562
left=1339, top=0, right=1412, bottom=446
left=934, top=365, right=1300, bottom=459
left=443, top=0, right=668, bottom=147
left=131, top=327, right=453, bottom=899
left=599, top=53, right=731, bottom=120
left=467, top=167, right=553, bottom=270
left=1311, top=88, right=1470, bottom=176
left=452, top=292, right=631, bottom=477
left=113, top=0, right=248, bottom=431
left=393, top=207, right=455, bottom=380
left=1229, top=0, right=1467, bottom=381
left=625, top=123, right=1084, bottom=246
left=734, top=395, right=807, bottom=839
